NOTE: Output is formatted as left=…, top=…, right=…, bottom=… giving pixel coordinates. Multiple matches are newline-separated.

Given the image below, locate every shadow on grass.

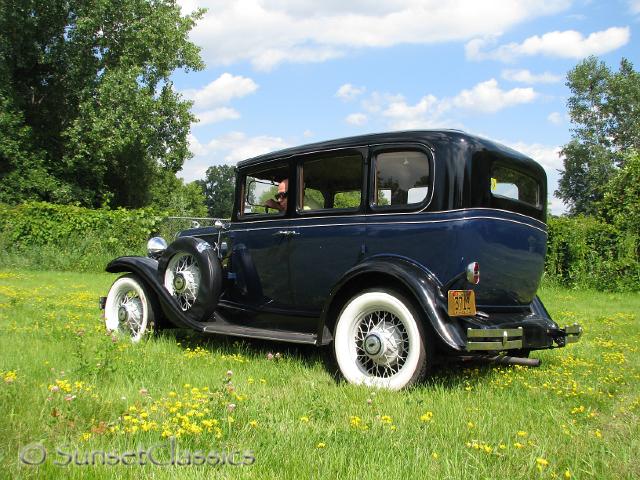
left=157, top=327, right=541, bottom=391
left=158, top=327, right=322, bottom=368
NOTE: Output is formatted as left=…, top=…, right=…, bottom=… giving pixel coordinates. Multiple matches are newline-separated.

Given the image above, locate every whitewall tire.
left=105, top=274, right=156, bottom=342
left=333, top=289, right=430, bottom=390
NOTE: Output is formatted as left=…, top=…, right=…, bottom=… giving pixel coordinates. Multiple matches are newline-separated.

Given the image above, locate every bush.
left=0, top=202, right=166, bottom=272
left=545, top=215, right=640, bottom=291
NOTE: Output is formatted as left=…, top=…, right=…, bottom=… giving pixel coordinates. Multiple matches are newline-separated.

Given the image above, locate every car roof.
left=235, top=129, right=538, bottom=170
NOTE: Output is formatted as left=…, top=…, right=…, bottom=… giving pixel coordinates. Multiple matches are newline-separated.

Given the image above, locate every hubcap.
left=173, top=273, right=186, bottom=293
left=363, top=333, right=383, bottom=356
left=118, top=306, right=128, bottom=322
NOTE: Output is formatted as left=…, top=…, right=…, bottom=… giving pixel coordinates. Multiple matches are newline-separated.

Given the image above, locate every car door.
left=287, top=148, right=369, bottom=311
left=226, top=161, right=295, bottom=312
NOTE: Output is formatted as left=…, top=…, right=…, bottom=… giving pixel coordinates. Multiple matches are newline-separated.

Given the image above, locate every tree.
left=197, top=165, right=236, bottom=218
left=149, top=170, right=207, bottom=217
left=556, top=57, right=640, bottom=215
left=601, top=150, right=640, bottom=236
left=0, top=0, right=204, bottom=207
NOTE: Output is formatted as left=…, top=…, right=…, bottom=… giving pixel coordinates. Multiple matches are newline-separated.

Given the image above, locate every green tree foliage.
left=149, top=171, right=207, bottom=217
left=0, top=0, right=204, bottom=207
left=197, top=165, right=236, bottom=218
left=557, top=57, right=640, bottom=215
left=600, top=150, right=640, bottom=236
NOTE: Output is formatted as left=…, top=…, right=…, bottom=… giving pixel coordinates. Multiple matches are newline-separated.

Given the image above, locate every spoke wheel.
left=333, top=289, right=429, bottom=390
left=164, top=252, right=201, bottom=311
left=104, top=275, right=156, bottom=342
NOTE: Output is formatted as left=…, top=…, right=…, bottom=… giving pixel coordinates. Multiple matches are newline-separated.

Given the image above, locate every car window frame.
left=294, top=147, right=368, bottom=217
left=368, top=144, right=434, bottom=214
left=489, top=162, right=543, bottom=211
left=236, top=159, right=294, bottom=221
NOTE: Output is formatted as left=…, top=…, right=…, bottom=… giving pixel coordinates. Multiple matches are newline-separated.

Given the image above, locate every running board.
left=200, top=321, right=319, bottom=345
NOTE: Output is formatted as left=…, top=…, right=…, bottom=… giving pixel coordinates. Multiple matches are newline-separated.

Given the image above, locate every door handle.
left=274, top=230, right=300, bottom=237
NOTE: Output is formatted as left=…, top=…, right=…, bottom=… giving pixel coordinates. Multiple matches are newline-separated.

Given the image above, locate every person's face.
left=276, top=179, right=288, bottom=210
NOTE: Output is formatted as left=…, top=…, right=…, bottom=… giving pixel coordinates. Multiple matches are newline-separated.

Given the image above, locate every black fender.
left=106, top=239, right=221, bottom=331
left=317, top=255, right=466, bottom=351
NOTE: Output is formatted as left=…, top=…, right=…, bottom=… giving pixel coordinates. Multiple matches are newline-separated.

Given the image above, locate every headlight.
left=147, top=237, right=168, bottom=258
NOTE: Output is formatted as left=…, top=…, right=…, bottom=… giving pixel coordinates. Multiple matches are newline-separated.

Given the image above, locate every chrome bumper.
left=466, top=327, right=524, bottom=351
left=465, top=323, right=583, bottom=351
left=563, top=323, right=583, bottom=344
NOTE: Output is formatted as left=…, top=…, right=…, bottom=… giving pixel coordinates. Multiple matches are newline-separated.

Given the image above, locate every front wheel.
left=332, top=289, right=431, bottom=390
left=104, top=274, right=158, bottom=342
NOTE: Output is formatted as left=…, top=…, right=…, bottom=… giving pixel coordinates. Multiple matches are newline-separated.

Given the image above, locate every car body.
left=102, top=130, right=583, bottom=389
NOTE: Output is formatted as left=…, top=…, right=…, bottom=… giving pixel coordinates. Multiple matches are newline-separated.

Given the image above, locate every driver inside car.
left=264, top=178, right=288, bottom=212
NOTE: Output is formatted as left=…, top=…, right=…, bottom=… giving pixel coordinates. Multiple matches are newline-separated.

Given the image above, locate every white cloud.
left=180, top=132, right=290, bottom=181
left=336, top=83, right=366, bottom=101
left=178, top=0, right=571, bottom=70
left=195, top=108, right=240, bottom=126
left=359, top=79, right=537, bottom=130
left=467, top=27, right=630, bottom=62
left=303, top=130, right=314, bottom=138
left=547, top=112, right=563, bottom=125
left=630, top=0, right=640, bottom=14
left=345, top=113, right=368, bottom=126
left=451, top=79, right=536, bottom=113
left=501, top=69, right=562, bottom=84
left=182, top=73, right=258, bottom=110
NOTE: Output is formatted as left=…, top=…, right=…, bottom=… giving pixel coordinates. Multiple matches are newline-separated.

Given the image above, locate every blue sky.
left=173, top=0, right=639, bottom=214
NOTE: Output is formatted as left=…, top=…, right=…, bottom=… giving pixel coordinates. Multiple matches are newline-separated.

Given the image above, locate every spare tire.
left=158, top=236, right=222, bottom=322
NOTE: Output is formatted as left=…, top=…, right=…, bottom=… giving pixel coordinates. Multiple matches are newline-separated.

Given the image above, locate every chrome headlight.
left=147, top=237, right=168, bottom=259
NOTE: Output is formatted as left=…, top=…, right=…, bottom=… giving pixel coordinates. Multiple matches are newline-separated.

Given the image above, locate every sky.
left=172, top=0, right=640, bottom=215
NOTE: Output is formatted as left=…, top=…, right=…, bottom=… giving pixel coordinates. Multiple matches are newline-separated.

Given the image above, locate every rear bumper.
left=465, top=322, right=583, bottom=352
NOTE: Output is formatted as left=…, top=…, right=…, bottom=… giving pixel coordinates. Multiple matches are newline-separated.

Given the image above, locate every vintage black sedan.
left=102, top=130, right=582, bottom=389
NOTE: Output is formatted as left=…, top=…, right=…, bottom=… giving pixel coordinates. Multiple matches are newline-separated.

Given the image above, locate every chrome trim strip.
left=233, top=207, right=547, bottom=228
left=231, top=215, right=547, bottom=234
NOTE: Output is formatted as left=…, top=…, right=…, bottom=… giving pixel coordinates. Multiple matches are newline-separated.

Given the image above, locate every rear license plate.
left=448, top=290, right=476, bottom=317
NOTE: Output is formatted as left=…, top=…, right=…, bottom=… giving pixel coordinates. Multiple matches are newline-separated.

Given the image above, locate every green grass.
left=0, top=270, right=639, bottom=479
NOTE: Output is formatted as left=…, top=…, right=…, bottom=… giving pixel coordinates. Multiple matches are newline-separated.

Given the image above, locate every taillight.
left=466, top=262, right=480, bottom=285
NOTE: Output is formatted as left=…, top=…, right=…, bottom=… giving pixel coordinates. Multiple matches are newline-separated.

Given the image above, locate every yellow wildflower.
left=316, top=442, right=326, bottom=449
left=300, top=416, right=310, bottom=423
left=420, top=411, right=434, bottom=422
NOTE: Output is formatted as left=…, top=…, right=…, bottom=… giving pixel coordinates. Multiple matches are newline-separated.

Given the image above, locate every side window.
left=298, top=153, right=363, bottom=213
left=373, top=151, right=430, bottom=208
left=241, top=164, right=289, bottom=217
left=491, top=165, right=541, bottom=208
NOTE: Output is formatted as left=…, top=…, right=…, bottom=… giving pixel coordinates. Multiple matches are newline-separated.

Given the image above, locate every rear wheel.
left=332, top=288, right=431, bottom=390
left=104, top=274, right=157, bottom=342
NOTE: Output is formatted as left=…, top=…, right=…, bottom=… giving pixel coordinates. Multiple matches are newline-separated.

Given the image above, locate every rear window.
left=491, top=165, right=541, bottom=208
left=372, top=151, right=430, bottom=209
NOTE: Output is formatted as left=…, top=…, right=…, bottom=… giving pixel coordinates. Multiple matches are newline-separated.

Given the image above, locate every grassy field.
left=0, top=270, right=638, bottom=479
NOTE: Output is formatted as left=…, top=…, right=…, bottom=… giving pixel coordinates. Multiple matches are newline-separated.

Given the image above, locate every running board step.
left=200, top=322, right=318, bottom=345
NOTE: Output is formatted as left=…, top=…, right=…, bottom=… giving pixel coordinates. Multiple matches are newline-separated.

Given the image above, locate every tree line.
left=1, top=2, right=638, bottom=223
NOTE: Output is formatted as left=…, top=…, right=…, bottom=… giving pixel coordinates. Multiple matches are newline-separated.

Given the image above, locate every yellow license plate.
left=448, top=290, right=476, bottom=317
